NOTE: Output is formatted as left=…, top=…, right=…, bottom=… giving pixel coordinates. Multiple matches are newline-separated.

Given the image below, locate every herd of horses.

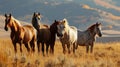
left=4, top=12, right=102, bottom=56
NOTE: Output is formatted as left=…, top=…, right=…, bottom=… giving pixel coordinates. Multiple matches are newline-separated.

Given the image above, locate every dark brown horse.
left=4, top=14, right=36, bottom=55
left=32, top=12, right=60, bottom=56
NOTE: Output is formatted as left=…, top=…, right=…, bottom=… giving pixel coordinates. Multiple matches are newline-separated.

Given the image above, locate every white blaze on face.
left=99, top=25, right=102, bottom=30
left=95, top=25, right=102, bottom=37
left=57, top=24, right=65, bottom=37
left=38, top=15, right=41, bottom=20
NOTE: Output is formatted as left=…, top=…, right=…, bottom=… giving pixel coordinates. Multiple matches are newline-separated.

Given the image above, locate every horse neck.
left=32, top=17, right=40, bottom=30
left=10, top=18, right=22, bottom=32
left=86, top=29, right=96, bottom=38
left=50, top=24, right=58, bottom=42
left=50, top=25, right=56, bottom=36
left=65, top=25, right=70, bottom=34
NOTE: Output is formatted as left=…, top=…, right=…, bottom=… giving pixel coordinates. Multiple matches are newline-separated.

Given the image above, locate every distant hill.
left=0, top=0, right=120, bottom=37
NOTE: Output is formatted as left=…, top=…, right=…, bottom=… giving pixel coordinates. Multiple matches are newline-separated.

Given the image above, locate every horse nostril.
left=4, top=27, right=8, bottom=31
left=100, top=34, right=102, bottom=37
left=57, top=33, right=63, bottom=37
left=99, top=34, right=102, bottom=37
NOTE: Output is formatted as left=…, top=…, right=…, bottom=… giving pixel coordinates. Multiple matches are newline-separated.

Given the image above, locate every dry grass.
left=0, top=38, right=120, bottom=67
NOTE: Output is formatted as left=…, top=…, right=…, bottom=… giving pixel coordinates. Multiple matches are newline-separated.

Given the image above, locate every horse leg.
left=13, top=42, right=17, bottom=55
left=90, top=43, right=94, bottom=53
left=19, top=42, right=23, bottom=55
left=41, top=42, right=45, bottom=56
left=73, top=42, right=76, bottom=54
left=37, top=41, right=40, bottom=53
left=62, top=43, right=66, bottom=54
left=24, top=43, right=30, bottom=53
left=67, top=44, right=71, bottom=54
left=75, top=43, right=78, bottom=49
left=30, top=40, right=35, bottom=53
left=46, top=43, right=49, bottom=56
left=51, top=43, right=55, bottom=54
left=50, top=44, right=52, bottom=54
left=86, top=45, right=89, bottom=53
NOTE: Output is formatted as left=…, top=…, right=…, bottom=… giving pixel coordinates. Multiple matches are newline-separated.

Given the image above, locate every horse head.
left=88, top=22, right=102, bottom=37
left=95, top=22, right=102, bottom=37
left=50, top=20, right=61, bottom=36
left=32, top=12, right=41, bottom=30
left=4, top=13, right=12, bottom=31
left=56, top=18, right=69, bottom=38
left=33, top=12, right=41, bottom=20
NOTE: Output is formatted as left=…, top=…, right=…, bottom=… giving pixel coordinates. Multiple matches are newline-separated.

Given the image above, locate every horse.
left=31, top=12, right=49, bottom=31
left=76, top=22, right=102, bottom=53
left=31, top=12, right=60, bottom=56
left=57, top=18, right=78, bottom=54
left=4, top=14, right=36, bottom=55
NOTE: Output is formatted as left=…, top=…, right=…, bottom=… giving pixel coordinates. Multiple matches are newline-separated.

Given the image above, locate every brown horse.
left=31, top=12, right=60, bottom=56
left=4, top=14, right=36, bottom=55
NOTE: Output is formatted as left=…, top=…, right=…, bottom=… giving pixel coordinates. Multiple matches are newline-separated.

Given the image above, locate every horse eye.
left=5, top=18, right=10, bottom=23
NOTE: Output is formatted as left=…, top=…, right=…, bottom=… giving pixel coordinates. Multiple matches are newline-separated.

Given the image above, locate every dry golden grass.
left=0, top=38, right=120, bottom=67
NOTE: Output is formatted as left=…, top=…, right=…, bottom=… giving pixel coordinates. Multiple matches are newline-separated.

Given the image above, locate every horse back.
left=70, top=26, right=77, bottom=31
left=40, top=24, right=50, bottom=29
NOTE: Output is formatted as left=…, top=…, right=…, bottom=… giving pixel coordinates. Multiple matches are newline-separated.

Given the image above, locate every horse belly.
left=69, top=30, right=77, bottom=43
left=38, top=29, right=50, bottom=42
left=77, top=34, right=86, bottom=46
left=23, top=30, right=33, bottom=43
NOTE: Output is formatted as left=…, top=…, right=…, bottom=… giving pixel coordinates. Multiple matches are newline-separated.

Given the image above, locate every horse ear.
left=34, top=12, right=36, bottom=16
left=55, top=20, right=57, bottom=22
left=38, top=12, right=40, bottom=15
left=5, top=14, right=7, bottom=17
left=63, top=20, right=66, bottom=24
left=96, top=22, right=98, bottom=24
left=9, top=13, right=11, bottom=17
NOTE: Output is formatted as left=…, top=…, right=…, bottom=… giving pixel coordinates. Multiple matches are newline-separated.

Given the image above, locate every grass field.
left=0, top=38, right=120, bottom=67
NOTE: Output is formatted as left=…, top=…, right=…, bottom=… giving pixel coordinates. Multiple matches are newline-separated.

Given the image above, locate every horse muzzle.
left=57, top=33, right=63, bottom=38
left=4, top=27, right=8, bottom=31
left=99, top=34, right=102, bottom=37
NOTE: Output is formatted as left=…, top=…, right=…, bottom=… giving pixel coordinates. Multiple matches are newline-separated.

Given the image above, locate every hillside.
left=0, top=0, right=120, bottom=37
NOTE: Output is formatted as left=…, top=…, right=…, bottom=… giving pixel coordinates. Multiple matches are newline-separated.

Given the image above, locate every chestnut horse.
left=4, top=14, right=36, bottom=55
left=32, top=12, right=60, bottom=56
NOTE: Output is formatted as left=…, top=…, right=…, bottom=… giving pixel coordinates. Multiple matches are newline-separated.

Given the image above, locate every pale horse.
left=57, top=18, right=78, bottom=54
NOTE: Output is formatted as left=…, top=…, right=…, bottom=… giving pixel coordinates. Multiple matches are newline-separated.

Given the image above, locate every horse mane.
left=11, top=16, right=22, bottom=27
left=62, top=18, right=69, bottom=26
left=87, top=23, right=101, bottom=34
left=87, top=24, right=96, bottom=31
